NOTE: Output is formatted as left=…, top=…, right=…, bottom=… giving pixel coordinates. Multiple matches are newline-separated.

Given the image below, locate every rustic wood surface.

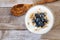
left=0, top=0, right=60, bottom=40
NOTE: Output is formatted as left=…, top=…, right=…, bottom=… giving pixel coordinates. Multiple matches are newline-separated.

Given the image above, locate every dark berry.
left=35, top=18, right=41, bottom=22
left=40, top=22, right=45, bottom=27
left=40, top=13, right=46, bottom=17
left=40, top=17, right=45, bottom=22
left=35, top=14, right=40, bottom=18
left=36, top=22, right=41, bottom=27
left=36, top=21, right=45, bottom=27
left=32, top=12, right=48, bottom=28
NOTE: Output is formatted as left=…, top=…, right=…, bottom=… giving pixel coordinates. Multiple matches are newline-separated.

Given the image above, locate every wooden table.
left=0, top=1, right=60, bottom=40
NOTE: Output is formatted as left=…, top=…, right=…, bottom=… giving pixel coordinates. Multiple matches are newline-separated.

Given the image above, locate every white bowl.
left=25, top=5, right=54, bottom=34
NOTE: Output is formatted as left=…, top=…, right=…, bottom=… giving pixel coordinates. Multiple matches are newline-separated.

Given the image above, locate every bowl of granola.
left=25, top=5, right=54, bottom=34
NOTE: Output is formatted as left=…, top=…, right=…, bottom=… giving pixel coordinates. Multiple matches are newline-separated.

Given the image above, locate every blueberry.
left=40, top=22, right=45, bottom=27
left=40, top=17, right=45, bottom=22
left=35, top=18, right=41, bottom=22
left=36, top=21, right=45, bottom=27
left=35, top=14, right=40, bottom=18
left=34, top=13, right=48, bottom=27
left=36, top=21, right=40, bottom=25
left=36, top=22, right=41, bottom=27
left=40, top=13, right=46, bottom=17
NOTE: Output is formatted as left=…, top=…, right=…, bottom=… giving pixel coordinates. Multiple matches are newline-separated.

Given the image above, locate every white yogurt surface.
left=25, top=5, right=54, bottom=34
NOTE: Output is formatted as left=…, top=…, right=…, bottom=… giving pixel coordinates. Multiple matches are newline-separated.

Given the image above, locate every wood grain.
left=0, top=8, right=26, bottom=29
left=0, top=30, right=41, bottom=40
left=41, top=1, right=60, bottom=40
left=0, top=1, right=60, bottom=40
